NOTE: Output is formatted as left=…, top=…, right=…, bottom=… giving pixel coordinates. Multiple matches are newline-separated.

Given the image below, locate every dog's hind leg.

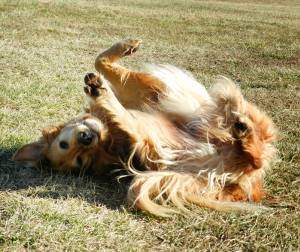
left=94, top=39, right=165, bottom=109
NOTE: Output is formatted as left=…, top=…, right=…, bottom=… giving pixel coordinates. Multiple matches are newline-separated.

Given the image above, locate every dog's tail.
left=127, top=170, right=268, bottom=217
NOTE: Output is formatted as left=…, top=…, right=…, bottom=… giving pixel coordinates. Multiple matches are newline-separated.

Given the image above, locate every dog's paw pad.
left=84, top=72, right=104, bottom=97
left=84, top=73, right=102, bottom=87
left=84, top=85, right=101, bottom=97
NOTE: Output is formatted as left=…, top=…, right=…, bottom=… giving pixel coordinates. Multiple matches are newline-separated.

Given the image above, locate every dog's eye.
left=76, top=156, right=83, bottom=167
left=59, top=141, right=69, bottom=149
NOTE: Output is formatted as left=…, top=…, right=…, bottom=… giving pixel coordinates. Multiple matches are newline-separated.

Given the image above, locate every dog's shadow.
left=0, top=147, right=129, bottom=211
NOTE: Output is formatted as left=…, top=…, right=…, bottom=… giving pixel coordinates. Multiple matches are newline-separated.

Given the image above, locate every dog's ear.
left=12, top=142, right=45, bottom=162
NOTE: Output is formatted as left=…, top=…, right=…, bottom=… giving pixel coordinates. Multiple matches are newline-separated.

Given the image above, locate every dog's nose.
left=77, top=131, right=93, bottom=146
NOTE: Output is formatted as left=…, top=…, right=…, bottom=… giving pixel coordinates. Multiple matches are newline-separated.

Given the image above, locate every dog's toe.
left=84, top=84, right=101, bottom=97
left=121, top=39, right=142, bottom=56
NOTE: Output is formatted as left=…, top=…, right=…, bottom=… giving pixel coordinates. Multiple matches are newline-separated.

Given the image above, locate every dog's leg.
left=83, top=72, right=137, bottom=132
left=94, top=39, right=165, bottom=109
left=84, top=73, right=169, bottom=171
left=84, top=72, right=137, bottom=158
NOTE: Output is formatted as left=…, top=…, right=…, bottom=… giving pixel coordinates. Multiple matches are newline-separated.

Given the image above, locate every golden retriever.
left=13, top=39, right=278, bottom=216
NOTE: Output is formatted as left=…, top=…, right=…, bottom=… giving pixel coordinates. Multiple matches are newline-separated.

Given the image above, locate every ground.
left=0, top=0, right=299, bottom=251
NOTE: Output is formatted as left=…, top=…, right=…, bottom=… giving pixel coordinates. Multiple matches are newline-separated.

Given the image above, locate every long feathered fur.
left=127, top=169, right=269, bottom=217
left=124, top=65, right=277, bottom=217
left=145, top=64, right=214, bottom=118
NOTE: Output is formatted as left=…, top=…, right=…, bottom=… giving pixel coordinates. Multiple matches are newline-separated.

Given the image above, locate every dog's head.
left=13, top=114, right=108, bottom=173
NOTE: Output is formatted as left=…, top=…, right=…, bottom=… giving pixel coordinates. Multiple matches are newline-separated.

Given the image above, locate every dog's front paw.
left=84, top=72, right=105, bottom=98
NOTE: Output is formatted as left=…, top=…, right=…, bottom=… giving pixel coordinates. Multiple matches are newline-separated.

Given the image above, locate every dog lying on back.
left=13, top=39, right=278, bottom=216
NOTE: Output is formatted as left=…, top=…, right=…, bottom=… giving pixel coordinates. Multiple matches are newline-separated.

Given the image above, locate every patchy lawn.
left=0, top=0, right=299, bottom=250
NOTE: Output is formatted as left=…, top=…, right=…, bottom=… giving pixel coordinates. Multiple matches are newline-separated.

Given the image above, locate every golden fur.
left=13, top=39, right=278, bottom=216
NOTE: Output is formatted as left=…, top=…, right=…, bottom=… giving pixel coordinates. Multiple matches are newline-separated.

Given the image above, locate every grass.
left=0, top=0, right=299, bottom=250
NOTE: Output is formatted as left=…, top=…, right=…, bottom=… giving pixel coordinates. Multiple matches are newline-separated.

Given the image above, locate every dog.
left=13, top=39, right=278, bottom=216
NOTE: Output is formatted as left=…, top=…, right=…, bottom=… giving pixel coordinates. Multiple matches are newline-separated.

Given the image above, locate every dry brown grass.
left=0, top=0, right=299, bottom=250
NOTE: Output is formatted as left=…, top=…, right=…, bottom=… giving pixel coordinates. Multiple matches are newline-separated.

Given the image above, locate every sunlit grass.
left=0, top=0, right=299, bottom=250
